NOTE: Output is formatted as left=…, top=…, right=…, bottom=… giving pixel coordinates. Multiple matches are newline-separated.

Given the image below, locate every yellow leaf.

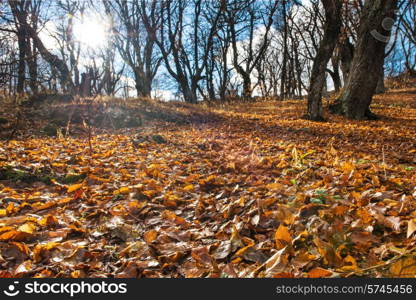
left=118, top=187, right=130, bottom=194
left=341, top=161, right=355, bottom=173
left=0, top=209, right=6, bottom=217
left=183, top=184, right=194, bottom=191
left=275, top=225, right=292, bottom=250
left=18, top=223, right=36, bottom=234
left=67, top=183, right=83, bottom=193
left=339, top=255, right=358, bottom=272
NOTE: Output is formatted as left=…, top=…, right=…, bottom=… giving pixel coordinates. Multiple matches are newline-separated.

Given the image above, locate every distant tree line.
left=0, top=0, right=414, bottom=119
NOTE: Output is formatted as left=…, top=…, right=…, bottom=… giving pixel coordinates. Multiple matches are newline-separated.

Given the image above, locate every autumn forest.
left=0, top=0, right=415, bottom=280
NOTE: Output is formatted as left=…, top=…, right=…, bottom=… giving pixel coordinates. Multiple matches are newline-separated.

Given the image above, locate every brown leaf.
left=350, top=231, right=379, bottom=246
left=192, top=246, right=218, bottom=272
left=115, top=261, right=139, bottom=278
left=212, top=241, right=232, bottom=260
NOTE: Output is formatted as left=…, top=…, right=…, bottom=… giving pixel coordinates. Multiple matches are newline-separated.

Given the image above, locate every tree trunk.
left=182, top=84, right=197, bottom=104
left=334, top=0, right=398, bottom=120
left=306, top=0, right=342, bottom=121
left=26, top=38, right=38, bottom=94
left=242, top=76, right=252, bottom=99
left=16, top=30, right=26, bottom=94
left=280, top=0, right=288, bottom=100
left=134, top=70, right=152, bottom=98
left=375, top=64, right=385, bottom=94
left=340, top=39, right=354, bottom=86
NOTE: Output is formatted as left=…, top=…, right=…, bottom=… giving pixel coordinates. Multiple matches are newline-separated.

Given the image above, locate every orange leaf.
left=143, top=230, right=158, bottom=243
left=32, top=201, right=56, bottom=212
left=0, top=230, right=32, bottom=242
left=308, top=267, right=333, bottom=278
left=273, top=272, right=295, bottom=278
left=275, top=224, right=292, bottom=250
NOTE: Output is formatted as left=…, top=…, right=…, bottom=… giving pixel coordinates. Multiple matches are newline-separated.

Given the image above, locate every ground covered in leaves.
left=0, top=88, right=415, bottom=278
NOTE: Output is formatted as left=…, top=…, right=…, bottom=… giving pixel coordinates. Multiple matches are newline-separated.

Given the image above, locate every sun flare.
left=73, top=16, right=107, bottom=49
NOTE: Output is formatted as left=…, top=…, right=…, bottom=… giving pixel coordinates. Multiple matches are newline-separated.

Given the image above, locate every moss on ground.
left=0, top=166, right=86, bottom=185
left=0, top=166, right=52, bottom=184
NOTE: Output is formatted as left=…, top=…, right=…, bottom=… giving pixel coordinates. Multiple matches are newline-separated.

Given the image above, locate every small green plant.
left=310, top=189, right=328, bottom=204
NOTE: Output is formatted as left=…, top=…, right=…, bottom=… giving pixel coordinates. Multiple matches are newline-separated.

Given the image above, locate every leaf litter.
left=0, top=89, right=415, bottom=278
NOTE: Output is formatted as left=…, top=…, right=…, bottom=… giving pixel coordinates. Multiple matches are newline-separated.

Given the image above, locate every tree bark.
left=16, top=30, right=26, bottom=94
left=306, top=0, right=342, bottom=121
left=26, top=35, right=38, bottom=94
left=134, top=69, right=152, bottom=98
left=8, top=0, right=28, bottom=94
left=333, top=0, right=398, bottom=120
left=340, top=39, right=354, bottom=86
left=375, top=64, right=385, bottom=94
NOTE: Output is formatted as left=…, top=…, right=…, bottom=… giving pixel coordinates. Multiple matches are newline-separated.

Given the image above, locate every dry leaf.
left=275, top=225, right=292, bottom=250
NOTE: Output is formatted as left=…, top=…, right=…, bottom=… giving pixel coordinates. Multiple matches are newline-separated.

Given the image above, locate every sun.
left=73, top=16, right=108, bottom=49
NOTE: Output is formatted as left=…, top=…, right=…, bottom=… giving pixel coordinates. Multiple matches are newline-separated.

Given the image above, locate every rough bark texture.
left=340, top=39, right=354, bottom=85
left=375, top=64, right=386, bottom=94
left=335, top=0, right=398, bottom=120
left=306, top=0, right=342, bottom=121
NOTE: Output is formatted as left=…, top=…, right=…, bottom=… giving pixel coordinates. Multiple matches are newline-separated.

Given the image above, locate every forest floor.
left=0, top=87, right=415, bottom=278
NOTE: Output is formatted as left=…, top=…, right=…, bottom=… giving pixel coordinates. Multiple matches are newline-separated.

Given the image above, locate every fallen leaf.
left=67, top=183, right=83, bottom=193
left=407, top=219, right=416, bottom=238
left=275, top=224, right=292, bottom=250
left=143, top=230, right=158, bottom=243
left=390, top=257, right=416, bottom=277
left=308, top=267, right=333, bottom=278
